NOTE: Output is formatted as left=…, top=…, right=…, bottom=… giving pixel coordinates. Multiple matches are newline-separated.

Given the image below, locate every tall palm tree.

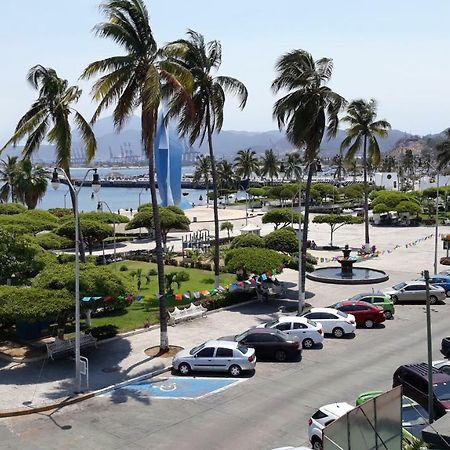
left=341, top=99, right=391, bottom=244
left=216, top=160, right=235, bottom=190
left=165, top=29, right=248, bottom=289
left=1, top=65, right=96, bottom=261
left=193, top=155, right=211, bottom=205
left=82, top=0, right=192, bottom=351
left=284, top=152, right=303, bottom=181
left=234, top=149, right=259, bottom=180
left=272, top=50, right=346, bottom=310
left=437, top=129, right=450, bottom=170
left=260, top=149, right=279, bottom=183
left=0, top=156, right=20, bottom=203
left=15, top=159, right=48, bottom=209
left=332, top=148, right=346, bottom=182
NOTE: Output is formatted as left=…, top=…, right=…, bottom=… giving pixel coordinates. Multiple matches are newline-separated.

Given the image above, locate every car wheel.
left=332, top=327, right=345, bottom=338
left=446, top=290, right=450, bottom=297
left=364, top=319, right=374, bottom=328
left=229, top=364, right=242, bottom=377
left=311, top=437, right=323, bottom=450
left=430, top=295, right=438, bottom=305
left=178, top=362, right=191, bottom=376
left=391, top=295, right=398, bottom=304
left=275, top=350, right=287, bottom=362
left=384, top=310, right=393, bottom=320
left=302, top=338, right=314, bottom=349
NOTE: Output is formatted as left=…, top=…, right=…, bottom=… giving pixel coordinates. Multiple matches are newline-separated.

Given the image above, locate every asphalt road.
left=1, top=299, right=448, bottom=450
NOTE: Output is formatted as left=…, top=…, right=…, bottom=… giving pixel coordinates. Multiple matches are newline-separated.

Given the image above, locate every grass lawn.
left=86, top=261, right=236, bottom=333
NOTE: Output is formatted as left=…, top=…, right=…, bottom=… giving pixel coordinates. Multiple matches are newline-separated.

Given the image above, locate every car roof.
left=308, top=307, right=339, bottom=314
left=355, top=292, right=385, bottom=297
left=401, top=363, right=450, bottom=383
left=245, top=328, right=282, bottom=335
left=320, top=402, right=354, bottom=417
left=339, top=300, right=376, bottom=307
left=277, top=316, right=308, bottom=324
left=203, top=340, right=239, bottom=349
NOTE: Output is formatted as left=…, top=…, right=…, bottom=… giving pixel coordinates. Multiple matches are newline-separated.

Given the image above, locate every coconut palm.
left=165, top=29, right=247, bottom=288
left=437, top=129, right=450, bottom=170
left=0, top=156, right=20, bottom=203
left=82, top=0, right=192, bottom=351
left=220, top=221, right=233, bottom=239
left=234, top=149, right=259, bottom=180
left=216, top=160, right=235, bottom=190
left=332, top=148, right=346, bottom=182
left=272, top=49, right=346, bottom=310
left=193, top=155, right=211, bottom=205
left=260, top=149, right=279, bottom=183
left=341, top=99, right=391, bottom=244
left=1, top=65, right=96, bottom=261
left=15, top=159, right=48, bottom=209
left=284, top=152, right=303, bottom=181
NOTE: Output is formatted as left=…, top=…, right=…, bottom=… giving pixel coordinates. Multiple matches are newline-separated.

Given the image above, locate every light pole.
left=423, top=270, right=434, bottom=424
left=51, top=167, right=101, bottom=393
left=97, top=200, right=117, bottom=269
left=138, top=186, right=148, bottom=207
left=64, top=190, right=70, bottom=209
left=428, top=162, right=440, bottom=274
left=297, top=184, right=304, bottom=314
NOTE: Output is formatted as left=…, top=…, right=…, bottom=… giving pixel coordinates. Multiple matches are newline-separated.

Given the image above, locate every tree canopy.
left=225, top=247, right=285, bottom=277
left=262, top=208, right=301, bottom=229
left=230, top=233, right=265, bottom=249
left=313, top=214, right=363, bottom=246
left=264, top=228, right=298, bottom=254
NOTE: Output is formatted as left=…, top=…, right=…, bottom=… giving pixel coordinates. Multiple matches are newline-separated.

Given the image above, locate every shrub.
left=262, top=208, right=301, bottom=229
left=85, top=325, right=118, bottom=340
left=119, top=264, right=129, bottom=271
left=225, top=247, right=285, bottom=278
left=0, top=203, right=27, bottom=215
left=264, top=228, right=298, bottom=254
left=148, top=268, right=157, bottom=276
left=230, top=233, right=265, bottom=248
left=48, top=208, right=72, bottom=218
left=34, top=232, right=73, bottom=250
left=200, top=290, right=255, bottom=311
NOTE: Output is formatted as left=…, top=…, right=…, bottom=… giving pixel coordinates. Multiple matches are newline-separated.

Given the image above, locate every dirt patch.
left=0, top=341, right=45, bottom=360
left=144, top=345, right=183, bottom=359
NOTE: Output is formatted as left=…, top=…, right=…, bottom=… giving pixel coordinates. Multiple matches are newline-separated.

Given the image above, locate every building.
left=373, top=172, right=399, bottom=190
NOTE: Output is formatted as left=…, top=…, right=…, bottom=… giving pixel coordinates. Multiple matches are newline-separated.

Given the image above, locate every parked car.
left=219, top=328, right=302, bottom=361
left=308, top=402, right=354, bottom=450
left=256, top=316, right=324, bottom=349
left=172, top=340, right=256, bottom=377
left=356, top=391, right=428, bottom=443
left=301, top=307, right=356, bottom=338
left=393, top=363, right=450, bottom=419
left=347, top=292, right=395, bottom=319
left=385, top=281, right=446, bottom=305
left=433, top=360, right=450, bottom=375
left=416, top=274, right=450, bottom=296
left=328, top=300, right=385, bottom=328
left=441, top=336, right=450, bottom=358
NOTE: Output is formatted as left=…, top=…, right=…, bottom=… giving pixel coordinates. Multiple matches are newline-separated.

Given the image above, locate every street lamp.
left=97, top=200, right=117, bottom=269
left=51, top=167, right=100, bottom=393
left=138, top=186, right=148, bottom=207
left=427, top=163, right=440, bottom=274
left=423, top=270, right=434, bottom=424
left=297, top=184, right=304, bottom=314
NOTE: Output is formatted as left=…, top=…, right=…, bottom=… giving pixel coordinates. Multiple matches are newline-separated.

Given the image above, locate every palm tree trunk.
left=142, top=110, right=168, bottom=351
left=301, top=163, right=314, bottom=302
left=363, top=136, right=370, bottom=244
left=206, top=104, right=220, bottom=289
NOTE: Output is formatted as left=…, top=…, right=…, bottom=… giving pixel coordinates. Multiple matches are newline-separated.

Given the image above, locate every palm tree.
left=332, top=148, right=346, bottom=182
left=193, top=155, right=211, bottom=205
left=216, top=160, right=235, bottom=190
left=341, top=99, right=391, bottom=244
left=284, top=152, right=303, bottom=181
left=15, top=159, right=48, bottom=209
left=0, top=156, right=20, bottom=203
left=234, top=149, right=259, bottom=180
left=82, top=0, right=192, bottom=351
left=165, top=29, right=247, bottom=289
left=220, top=221, right=233, bottom=239
left=272, top=50, right=346, bottom=310
left=437, top=129, right=450, bottom=170
left=1, top=65, right=96, bottom=260
left=260, top=149, right=279, bottom=183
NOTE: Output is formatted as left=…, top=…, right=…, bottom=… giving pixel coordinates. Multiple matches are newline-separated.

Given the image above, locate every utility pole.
left=423, top=270, right=434, bottom=424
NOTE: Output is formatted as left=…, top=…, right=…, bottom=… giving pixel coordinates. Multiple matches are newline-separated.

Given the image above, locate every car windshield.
left=235, top=331, right=249, bottom=342
left=332, top=302, right=342, bottom=309
left=307, top=319, right=317, bottom=327
left=393, top=282, right=407, bottom=290
left=336, top=310, right=348, bottom=318
left=402, top=405, right=428, bottom=426
left=189, top=343, right=205, bottom=355
left=237, top=345, right=248, bottom=355
left=349, top=293, right=364, bottom=301
left=264, top=320, right=278, bottom=328
left=434, top=382, right=450, bottom=401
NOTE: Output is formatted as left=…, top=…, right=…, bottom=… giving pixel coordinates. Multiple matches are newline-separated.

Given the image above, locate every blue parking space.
left=113, top=377, right=244, bottom=399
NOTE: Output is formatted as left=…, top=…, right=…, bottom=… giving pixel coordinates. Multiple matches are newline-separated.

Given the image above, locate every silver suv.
left=385, top=281, right=446, bottom=305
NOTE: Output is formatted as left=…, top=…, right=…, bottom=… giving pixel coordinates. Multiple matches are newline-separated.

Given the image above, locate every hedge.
left=230, top=233, right=265, bottom=248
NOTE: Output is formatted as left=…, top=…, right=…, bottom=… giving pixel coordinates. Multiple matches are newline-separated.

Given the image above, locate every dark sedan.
left=442, top=337, right=450, bottom=358
left=220, top=328, right=301, bottom=361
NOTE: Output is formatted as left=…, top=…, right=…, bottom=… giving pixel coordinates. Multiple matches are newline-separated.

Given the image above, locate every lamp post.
left=51, top=167, right=100, bottom=393
left=97, top=200, right=117, bottom=269
left=138, top=186, right=148, bottom=207
left=297, top=184, right=304, bottom=314
left=64, top=190, right=70, bottom=209
left=423, top=270, right=434, bottom=424
left=428, top=162, right=440, bottom=274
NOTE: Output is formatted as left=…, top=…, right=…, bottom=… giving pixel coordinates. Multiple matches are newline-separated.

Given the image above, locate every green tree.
left=165, top=270, right=190, bottom=296
left=225, top=247, right=285, bottom=278
left=272, top=49, right=346, bottom=310
left=341, top=99, right=391, bottom=244
left=0, top=203, right=26, bottom=215
left=15, top=159, right=48, bottom=209
left=1, top=65, right=97, bottom=262
left=284, top=153, right=303, bottom=181
left=166, top=29, right=247, bottom=290
left=262, top=208, right=300, bottom=230
left=260, top=149, right=279, bottom=183
left=332, top=148, right=346, bottom=181
left=0, top=156, right=19, bottom=203
left=264, top=228, right=298, bottom=254
left=220, top=221, right=234, bottom=239
left=193, top=155, right=211, bottom=205
left=216, top=160, right=235, bottom=191
left=312, top=214, right=363, bottom=246
left=82, top=0, right=192, bottom=351
left=396, top=201, right=421, bottom=215
left=437, top=129, right=450, bottom=170
left=373, top=203, right=389, bottom=214
left=230, top=233, right=265, bottom=249
left=234, top=148, right=259, bottom=180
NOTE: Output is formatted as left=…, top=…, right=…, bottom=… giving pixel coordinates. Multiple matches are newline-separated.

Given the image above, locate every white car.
left=301, top=308, right=356, bottom=338
left=172, top=340, right=256, bottom=377
left=433, top=359, right=450, bottom=375
left=256, top=316, right=324, bottom=349
left=308, top=402, right=354, bottom=450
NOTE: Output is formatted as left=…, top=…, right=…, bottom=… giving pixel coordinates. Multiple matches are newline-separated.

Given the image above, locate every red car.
left=328, top=300, right=385, bottom=328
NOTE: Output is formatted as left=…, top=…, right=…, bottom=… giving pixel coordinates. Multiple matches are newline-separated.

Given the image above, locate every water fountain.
left=306, top=245, right=389, bottom=285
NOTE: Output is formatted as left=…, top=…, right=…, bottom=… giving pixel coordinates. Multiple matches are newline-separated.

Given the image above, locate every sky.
left=1, top=0, right=450, bottom=143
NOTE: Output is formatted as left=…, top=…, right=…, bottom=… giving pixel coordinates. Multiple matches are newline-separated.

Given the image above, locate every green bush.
left=230, top=233, right=265, bottom=248
left=199, top=290, right=255, bottom=311
left=34, top=232, right=73, bottom=250
left=48, top=208, right=72, bottom=218
left=85, top=324, right=118, bottom=340
left=57, top=253, right=75, bottom=264
left=0, top=209, right=59, bottom=233
left=225, top=247, right=285, bottom=278
left=264, top=228, right=298, bottom=254
left=0, top=203, right=27, bottom=215
left=119, top=264, right=129, bottom=271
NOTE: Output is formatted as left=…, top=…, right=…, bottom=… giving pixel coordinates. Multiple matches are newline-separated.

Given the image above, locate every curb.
left=0, top=366, right=172, bottom=418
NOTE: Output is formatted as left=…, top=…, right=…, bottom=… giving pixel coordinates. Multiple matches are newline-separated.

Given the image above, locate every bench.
left=168, top=303, right=207, bottom=326
left=46, top=334, right=97, bottom=360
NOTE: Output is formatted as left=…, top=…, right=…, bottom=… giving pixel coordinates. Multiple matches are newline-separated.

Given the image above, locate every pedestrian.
left=130, top=207, right=133, bottom=216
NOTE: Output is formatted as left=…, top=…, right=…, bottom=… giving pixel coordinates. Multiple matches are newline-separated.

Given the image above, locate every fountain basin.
left=306, top=266, right=389, bottom=285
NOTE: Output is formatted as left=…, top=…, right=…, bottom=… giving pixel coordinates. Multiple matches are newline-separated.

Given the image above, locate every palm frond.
left=74, top=111, right=97, bottom=162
